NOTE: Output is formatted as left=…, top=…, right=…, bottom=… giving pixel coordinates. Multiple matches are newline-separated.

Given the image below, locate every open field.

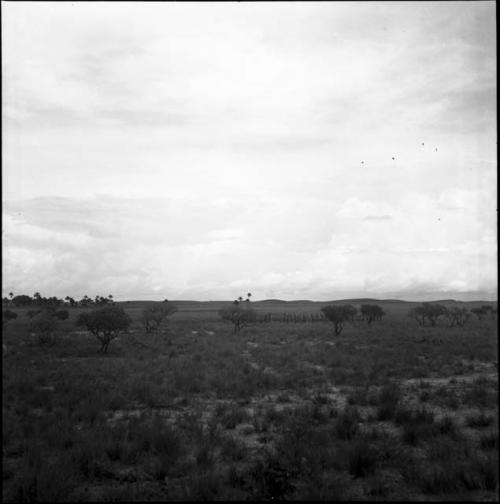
left=2, top=300, right=498, bottom=501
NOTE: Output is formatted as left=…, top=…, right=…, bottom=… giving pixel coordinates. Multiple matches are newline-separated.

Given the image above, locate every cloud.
left=363, top=215, right=392, bottom=221
left=2, top=3, right=496, bottom=301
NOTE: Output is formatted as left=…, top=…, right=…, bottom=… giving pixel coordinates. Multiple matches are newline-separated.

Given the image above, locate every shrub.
left=249, top=450, right=297, bottom=500
left=466, top=411, right=494, bottom=428
left=471, top=307, right=487, bottom=320
left=335, top=407, right=360, bottom=440
left=347, top=438, right=379, bottom=478
left=400, top=408, right=437, bottom=446
left=55, top=309, right=69, bottom=321
left=2, top=309, right=18, bottom=329
left=376, top=383, right=402, bottom=420
left=32, top=311, right=58, bottom=347
left=436, top=414, right=458, bottom=437
left=479, top=431, right=498, bottom=450
left=216, top=403, right=250, bottom=429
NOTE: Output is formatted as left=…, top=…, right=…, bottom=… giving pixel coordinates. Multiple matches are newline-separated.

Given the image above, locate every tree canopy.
left=76, top=306, right=132, bottom=353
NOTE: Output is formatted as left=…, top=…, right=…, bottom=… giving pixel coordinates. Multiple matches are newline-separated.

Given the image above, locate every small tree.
left=321, top=305, right=353, bottom=336
left=76, top=306, right=132, bottom=353
left=141, top=302, right=178, bottom=333
left=218, top=294, right=256, bottom=333
left=360, top=304, right=385, bottom=325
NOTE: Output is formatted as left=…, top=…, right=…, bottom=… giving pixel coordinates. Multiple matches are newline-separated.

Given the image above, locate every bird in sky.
left=392, top=157, right=395, bottom=160
left=435, top=148, right=438, bottom=151
left=421, top=142, right=424, bottom=146
left=361, top=161, right=364, bottom=164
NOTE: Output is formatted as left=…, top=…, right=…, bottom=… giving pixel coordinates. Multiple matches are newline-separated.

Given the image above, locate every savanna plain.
left=2, top=298, right=498, bottom=501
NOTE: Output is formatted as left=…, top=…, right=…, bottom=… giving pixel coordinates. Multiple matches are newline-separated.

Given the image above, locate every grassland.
left=2, top=299, right=498, bottom=501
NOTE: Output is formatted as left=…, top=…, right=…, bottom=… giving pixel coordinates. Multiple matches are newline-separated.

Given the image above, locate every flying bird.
left=361, top=161, right=364, bottom=164
left=392, top=157, right=395, bottom=160
left=435, top=148, right=438, bottom=151
left=421, top=142, right=424, bottom=146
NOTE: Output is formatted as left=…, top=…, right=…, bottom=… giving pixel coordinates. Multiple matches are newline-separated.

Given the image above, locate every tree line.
left=2, top=292, right=115, bottom=308
left=407, top=302, right=497, bottom=327
left=3, top=293, right=497, bottom=354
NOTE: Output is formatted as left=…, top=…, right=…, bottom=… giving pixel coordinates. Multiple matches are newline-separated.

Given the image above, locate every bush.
left=347, top=438, right=379, bottom=478
left=335, top=407, right=360, bottom=440
left=466, top=411, right=494, bottom=428
left=32, top=311, right=58, bottom=347
left=400, top=408, right=437, bottom=446
left=479, top=431, right=498, bottom=450
left=55, top=310, right=69, bottom=321
left=376, top=383, right=402, bottom=420
left=2, top=309, right=18, bottom=329
left=249, top=450, right=297, bottom=500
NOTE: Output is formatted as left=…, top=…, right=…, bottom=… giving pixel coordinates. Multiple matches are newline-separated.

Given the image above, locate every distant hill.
left=120, top=298, right=496, bottom=306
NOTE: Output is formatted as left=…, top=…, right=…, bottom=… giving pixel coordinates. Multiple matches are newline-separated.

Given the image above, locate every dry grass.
left=2, top=301, right=498, bottom=501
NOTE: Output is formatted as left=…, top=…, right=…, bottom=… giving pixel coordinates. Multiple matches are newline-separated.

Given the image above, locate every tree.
left=76, top=306, right=132, bottom=353
left=79, top=295, right=92, bottom=307
left=141, top=302, right=178, bottom=333
left=11, top=294, right=33, bottom=307
left=360, top=304, right=385, bottom=325
left=65, top=296, right=77, bottom=307
left=219, top=294, right=256, bottom=333
left=321, top=305, right=353, bottom=336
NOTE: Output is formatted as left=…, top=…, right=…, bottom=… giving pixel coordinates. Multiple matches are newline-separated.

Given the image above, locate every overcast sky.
left=2, top=1, right=497, bottom=301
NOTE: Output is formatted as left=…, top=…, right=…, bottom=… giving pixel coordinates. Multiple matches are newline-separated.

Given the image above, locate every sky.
left=2, top=1, right=497, bottom=302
